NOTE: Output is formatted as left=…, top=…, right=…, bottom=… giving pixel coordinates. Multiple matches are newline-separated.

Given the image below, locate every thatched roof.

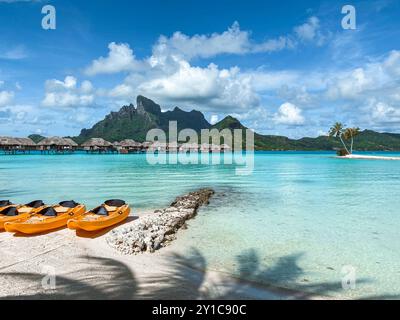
left=81, top=138, right=112, bottom=147
left=15, top=137, right=36, bottom=146
left=119, top=139, right=142, bottom=147
left=37, top=137, right=76, bottom=147
left=63, top=138, right=78, bottom=147
left=0, top=136, right=20, bottom=146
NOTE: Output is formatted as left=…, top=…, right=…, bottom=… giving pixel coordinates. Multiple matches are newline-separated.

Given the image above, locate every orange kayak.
left=0, top=200, right=46, bottom=230
left=68, top=199, right=130, bottom=232
left=5, top=201, right=85, bottom=234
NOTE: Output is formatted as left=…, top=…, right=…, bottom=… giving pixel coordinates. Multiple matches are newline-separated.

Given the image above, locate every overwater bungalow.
left=210, top=144, right=221, bottom=152
left=220, top=143, right=232, bottom=152
left=15, top=138, right=37, bottom=151
left=81, top=138, right=115, bottom=153
left=63, top=138, right=79, bottom=150
left=118, top=139, right=143, bottom=153
left=200, top=143, right=211, bottom=153
left=167, top=142, right=180, bottom=153
left=179, top=143, right=199, bottom=152
left=148, top=141, right=168, bottom=152
left=0, top=136, right=37, bottom=154
left=0, top=137, right=20, bottom=154
left=37, top=137, right=78, bottom=153
left=141, top=141, right=153, bottom=152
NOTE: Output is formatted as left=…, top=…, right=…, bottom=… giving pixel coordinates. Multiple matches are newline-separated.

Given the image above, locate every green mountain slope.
left=76, top=96, right=211, bottom=143
left=75, top=96, right=400, bottom=151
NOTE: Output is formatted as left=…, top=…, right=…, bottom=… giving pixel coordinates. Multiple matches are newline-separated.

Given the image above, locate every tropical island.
left=1, top=96, right=400, bottom=154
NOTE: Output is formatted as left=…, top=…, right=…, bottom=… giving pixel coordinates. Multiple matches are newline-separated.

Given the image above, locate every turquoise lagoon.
left=1, top=151, right=400, bottom=299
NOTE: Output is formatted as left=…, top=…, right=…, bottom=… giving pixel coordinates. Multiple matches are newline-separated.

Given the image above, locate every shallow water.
left=1, top=151, right=399, bottom=299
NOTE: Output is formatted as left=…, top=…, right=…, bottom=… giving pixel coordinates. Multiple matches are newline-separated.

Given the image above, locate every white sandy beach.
left=339, top=154, right=400, bottom=161
left=0, top=212, right=326, bottom=300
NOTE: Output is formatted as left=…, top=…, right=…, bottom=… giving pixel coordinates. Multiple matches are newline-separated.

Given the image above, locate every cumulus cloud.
left=295, top=17, right=321, bottom=43
left=326, top=50, right=400, bottom=101
left=152, top=22, right=251, bottom=60
left=86, top=16, right=323, bottom=76
left=85, top=42, right=142, bottom=76
left=42, top=76, right=95, bottom=108
left=110, top=59, right=260, bottom=112
left=273, top=103, right=305, bottom=125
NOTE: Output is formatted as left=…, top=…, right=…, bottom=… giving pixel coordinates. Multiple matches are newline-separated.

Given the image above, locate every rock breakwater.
left=106, top=188, right=214, bottom=254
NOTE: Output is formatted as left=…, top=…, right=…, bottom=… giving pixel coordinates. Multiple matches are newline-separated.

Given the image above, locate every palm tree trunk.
left=339, top=136, right=350, bottom=154
left=350, top=137, right=354, bottom=154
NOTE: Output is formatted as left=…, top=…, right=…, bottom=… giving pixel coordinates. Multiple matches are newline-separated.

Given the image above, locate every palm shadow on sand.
left=2, top=249, right=399, bottom=300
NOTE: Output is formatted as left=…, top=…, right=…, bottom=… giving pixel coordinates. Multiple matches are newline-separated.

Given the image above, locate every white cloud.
left=0, top=90, right=14, bottom=107
left=210, top=114, right=219, bottom=125
left=152, top=22, right=251, bottom=60
left=326, top=50, right=400, bottom=101
left=364, top=100, right=400, bottom=126
left=111, top=59, right=260, bottom=112
left=85, top=42, right=142, bottom=76
left=0, top=45, right=28, bottom=60
left=294, top=16, right=321, bottom=42
left=273, top=102, right=305, bottom=125
left=42, top=76, right=95, bottom=108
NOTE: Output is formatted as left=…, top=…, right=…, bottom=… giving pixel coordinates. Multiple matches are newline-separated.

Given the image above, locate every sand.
left=0, top=212, right=325, bottom=300
left=339, top=154, right=400, bottom=161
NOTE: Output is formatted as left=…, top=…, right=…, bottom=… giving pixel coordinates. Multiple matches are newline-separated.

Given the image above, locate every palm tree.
left=343, top=127, right=360, bottom=154
left=329, top=122, right=350, bottom=154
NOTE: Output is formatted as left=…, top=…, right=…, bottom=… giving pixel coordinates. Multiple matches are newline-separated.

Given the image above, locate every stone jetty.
left=106, top=188, right=215, bottom=254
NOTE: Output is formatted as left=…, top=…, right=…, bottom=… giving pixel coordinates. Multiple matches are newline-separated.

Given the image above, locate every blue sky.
left=1, top=0, right=400, bottom=138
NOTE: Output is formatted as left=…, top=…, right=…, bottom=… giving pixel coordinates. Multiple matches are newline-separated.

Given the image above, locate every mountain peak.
left=212, top=116, right=246, bottom=130
left=137, top=95, right=161, bottom=116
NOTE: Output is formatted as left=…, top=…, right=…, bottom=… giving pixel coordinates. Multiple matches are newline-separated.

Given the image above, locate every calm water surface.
left=1, top=151, right=399, bottom=299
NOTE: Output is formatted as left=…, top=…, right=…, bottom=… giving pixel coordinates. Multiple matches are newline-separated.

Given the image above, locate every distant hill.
left=28, top=134, right=45, bottom=143
left=75, top=96, right=400, bottom=151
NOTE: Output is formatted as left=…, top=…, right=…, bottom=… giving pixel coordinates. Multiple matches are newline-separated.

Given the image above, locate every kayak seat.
left=104, top=199, right=126, bottom=207
left=0, top=200, right=12, bottom=208
left=1, top=207, right=19, bottom=217
left=26, top=200, right=45, bottom=208
left=37, top=207, right=58, bottom=217
left=92, top=206, right=109, bottom=216
left=59, top=200, right=79, bottom=208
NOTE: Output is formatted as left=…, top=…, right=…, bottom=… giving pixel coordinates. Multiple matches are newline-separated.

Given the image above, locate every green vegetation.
left=28, top=134, right=46, bottom=143
left=74, top=96, right=400, bottom=151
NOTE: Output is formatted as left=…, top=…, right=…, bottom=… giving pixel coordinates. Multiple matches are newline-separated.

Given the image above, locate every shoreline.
left=0, top=189, right=329, bottom=300
left=0, top=227, right=328, bottom=300
left=338, top=154, right=400, bottom=161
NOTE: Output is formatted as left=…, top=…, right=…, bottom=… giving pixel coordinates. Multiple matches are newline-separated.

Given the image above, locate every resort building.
left=81, top=138, right=115, bottom=153
left=167, top=142, right=180, bottom=153
left=148, top=141, right=168, bottom=152
left=0, top=136, right=37, bottom=154
left=179, top=143, right=199, bottom=152
left=37, top=137, right=78, bottom=153
left=118, top=139, right=143, bottom=153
